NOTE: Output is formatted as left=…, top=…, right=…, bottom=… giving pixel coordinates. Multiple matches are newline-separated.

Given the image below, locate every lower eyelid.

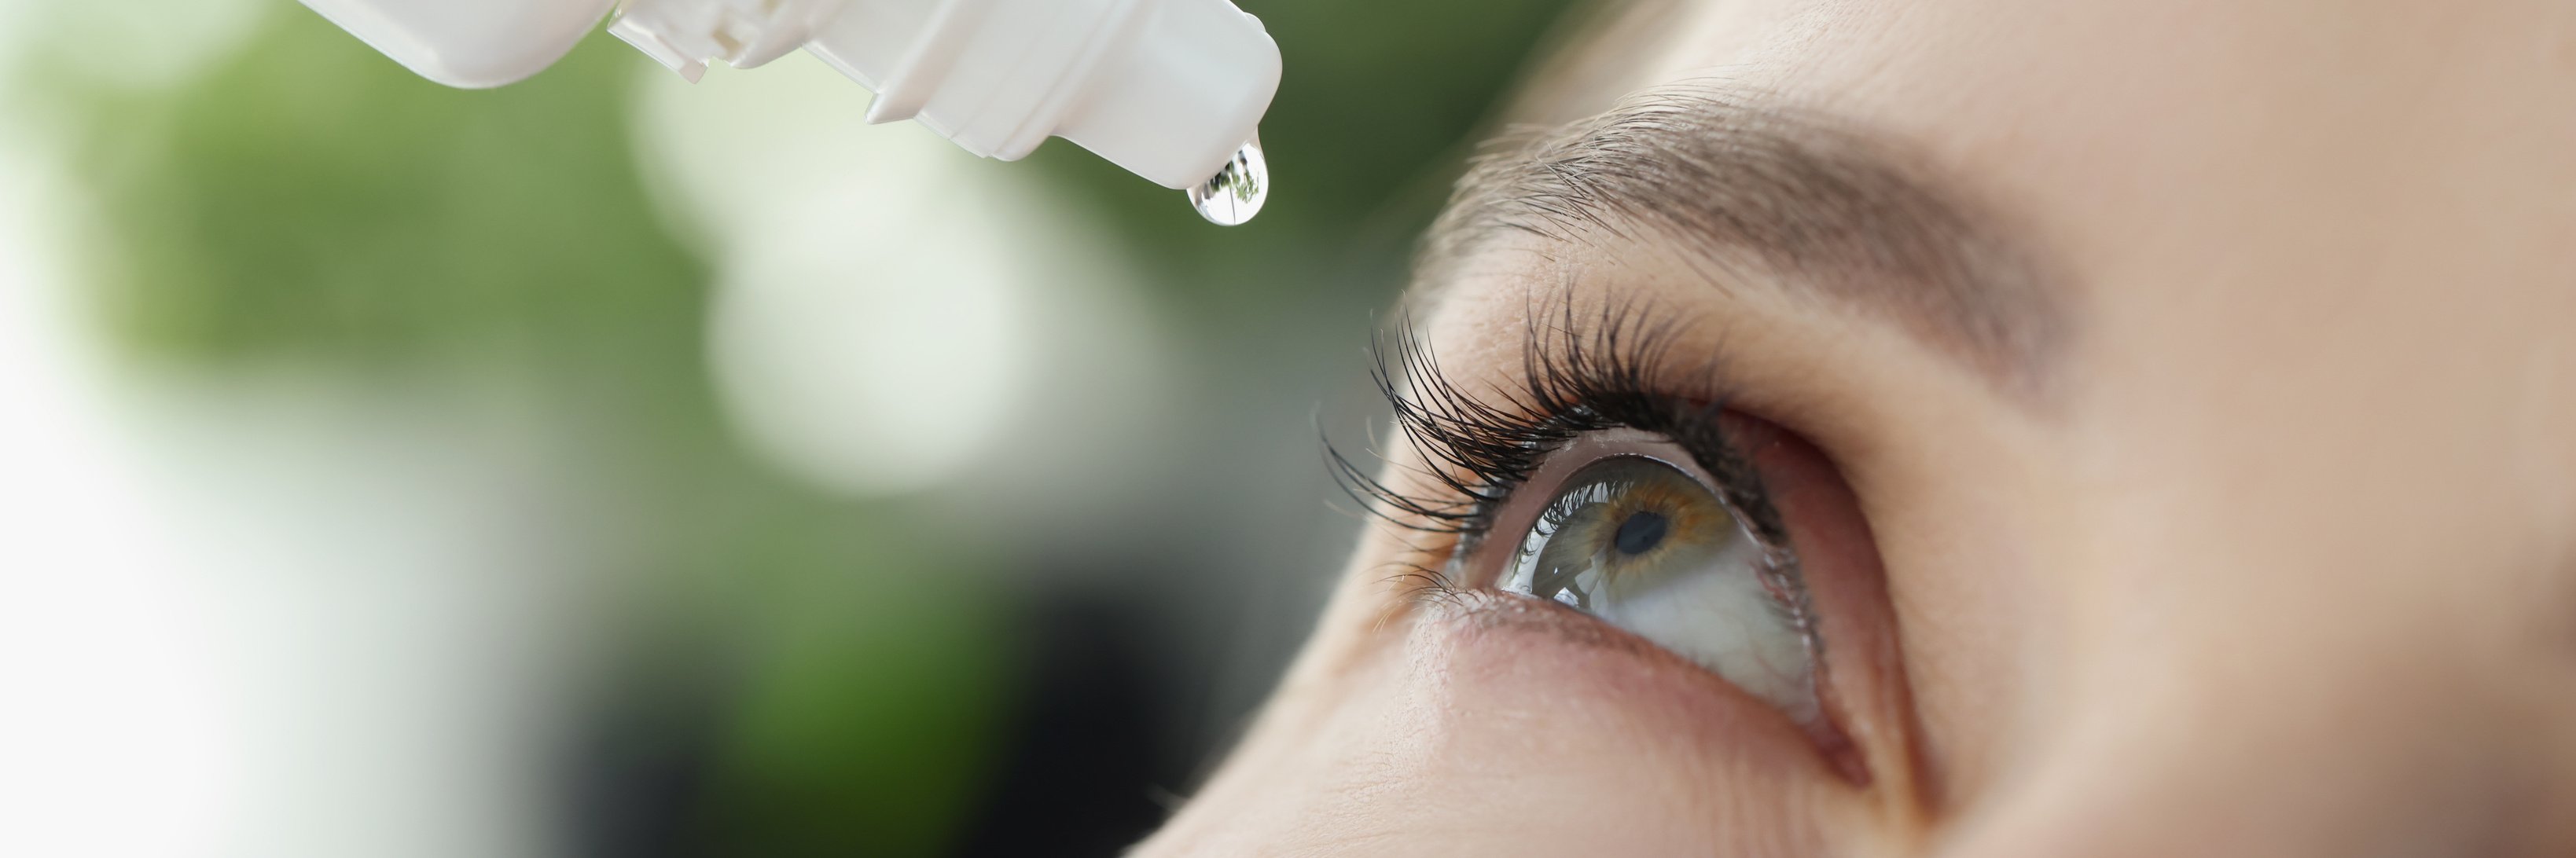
left=1434, top=587, right=1664, bottom=655
left=1412, top=589, right=1853, bottom=776
left=1424, top=590, right=1803, bottom=724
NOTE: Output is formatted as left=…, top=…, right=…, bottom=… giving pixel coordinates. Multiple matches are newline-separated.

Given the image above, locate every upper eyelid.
left=1452, top=430, right=1744, bottom=588
left=1331, top=296, right=1740, bottom=536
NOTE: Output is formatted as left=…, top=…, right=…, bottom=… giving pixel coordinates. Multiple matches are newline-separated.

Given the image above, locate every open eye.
left=1497, top=453, right=1819, bottom=725
left=1343, top=310, right=1906, bottom=786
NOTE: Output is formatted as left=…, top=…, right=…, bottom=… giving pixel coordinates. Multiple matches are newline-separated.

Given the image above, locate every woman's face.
left=1142, top=0, right=2576, bottom=854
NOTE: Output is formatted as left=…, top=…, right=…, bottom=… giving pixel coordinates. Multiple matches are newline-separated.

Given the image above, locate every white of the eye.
left=1593, top=532, right=1818, bottom=725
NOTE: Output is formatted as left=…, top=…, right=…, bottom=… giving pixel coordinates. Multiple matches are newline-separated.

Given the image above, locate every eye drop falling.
left=296, top=0, right=1284, bottom=224
left=1189, top=135, right=1266, bottom=226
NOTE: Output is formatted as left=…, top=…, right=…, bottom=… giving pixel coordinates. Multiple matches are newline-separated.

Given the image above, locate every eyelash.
left=1328, top=297, right=1801, bottom=599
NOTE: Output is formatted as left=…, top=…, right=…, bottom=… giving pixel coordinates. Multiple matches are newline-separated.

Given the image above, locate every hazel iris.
left=1495, top=453, right=1818, bottom=722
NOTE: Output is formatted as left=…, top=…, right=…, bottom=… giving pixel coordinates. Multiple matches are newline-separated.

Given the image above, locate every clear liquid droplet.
left=1187, top=135, right=1266, bottom=226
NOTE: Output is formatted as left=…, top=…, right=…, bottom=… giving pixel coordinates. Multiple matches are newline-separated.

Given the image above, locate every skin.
left=1140, top=1, right=2576, bottom=854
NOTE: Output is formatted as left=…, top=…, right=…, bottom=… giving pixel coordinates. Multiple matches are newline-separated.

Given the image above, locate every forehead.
left=1522, top=0, right=2576, bottom=395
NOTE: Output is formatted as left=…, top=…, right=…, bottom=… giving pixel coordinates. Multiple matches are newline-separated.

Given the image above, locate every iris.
left=1498, top=455, right=1817, bottom=723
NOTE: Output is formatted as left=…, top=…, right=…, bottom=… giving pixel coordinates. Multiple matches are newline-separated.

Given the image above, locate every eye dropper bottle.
left=297, top=0, right=1281, bottom=224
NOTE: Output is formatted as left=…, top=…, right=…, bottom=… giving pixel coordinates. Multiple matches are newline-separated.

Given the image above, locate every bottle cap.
left=1050, top=0, right=1281, bottom=189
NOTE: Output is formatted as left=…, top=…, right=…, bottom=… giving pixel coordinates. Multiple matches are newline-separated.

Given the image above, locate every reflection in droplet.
left=1187, top=135, right=1266, bottom=226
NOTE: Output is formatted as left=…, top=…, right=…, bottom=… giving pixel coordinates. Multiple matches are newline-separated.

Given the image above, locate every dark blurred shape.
left=568, top=653, right=729, bottom=858
left=565, top=588, right=1177, bottom=858
left=951, top=591, right=1178, bottom=857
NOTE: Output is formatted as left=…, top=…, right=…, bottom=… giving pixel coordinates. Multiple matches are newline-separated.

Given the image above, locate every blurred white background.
left=0, top=0, right=1570, bottom=853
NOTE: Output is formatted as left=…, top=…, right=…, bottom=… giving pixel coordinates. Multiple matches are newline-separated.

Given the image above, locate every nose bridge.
left=1982, top=358, right=2527, bottom=850
left=1943, top=597, right=2558, bottom=858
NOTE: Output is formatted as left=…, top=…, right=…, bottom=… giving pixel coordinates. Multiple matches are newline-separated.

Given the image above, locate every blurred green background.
left=0, top=1, right=1575, bottom=855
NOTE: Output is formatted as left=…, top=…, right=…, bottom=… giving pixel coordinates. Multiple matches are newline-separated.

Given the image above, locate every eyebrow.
left=1416, top=88, right=2067, bottom=400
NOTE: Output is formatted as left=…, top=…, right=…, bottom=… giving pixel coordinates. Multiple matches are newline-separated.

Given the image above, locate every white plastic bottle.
left=297, top=0, right=1281, bottom=223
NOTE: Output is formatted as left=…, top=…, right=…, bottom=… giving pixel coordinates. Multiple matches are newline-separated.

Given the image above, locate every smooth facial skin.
left=1141, top=1, right=2576, bottom=855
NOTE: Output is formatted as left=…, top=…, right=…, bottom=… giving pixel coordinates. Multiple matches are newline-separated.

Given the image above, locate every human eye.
left=1488, top=434, right=1820, bottom=725
left=1335, top=300, right=1887, bottom=776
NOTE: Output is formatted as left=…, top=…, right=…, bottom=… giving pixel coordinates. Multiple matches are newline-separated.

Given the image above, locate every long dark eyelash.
left=1326, top=292, right=1796, bottom=596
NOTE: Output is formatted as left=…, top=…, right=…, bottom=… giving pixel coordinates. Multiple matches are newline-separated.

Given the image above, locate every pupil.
left=1611, top=510, right=1669, bottom=556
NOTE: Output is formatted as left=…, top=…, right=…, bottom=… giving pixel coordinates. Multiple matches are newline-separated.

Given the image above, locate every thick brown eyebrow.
left=1417, top=88, right=2068, bottom=401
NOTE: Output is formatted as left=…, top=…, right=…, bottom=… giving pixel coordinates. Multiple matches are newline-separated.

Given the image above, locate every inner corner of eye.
left=1494, top=453, right=1820, bottom=719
